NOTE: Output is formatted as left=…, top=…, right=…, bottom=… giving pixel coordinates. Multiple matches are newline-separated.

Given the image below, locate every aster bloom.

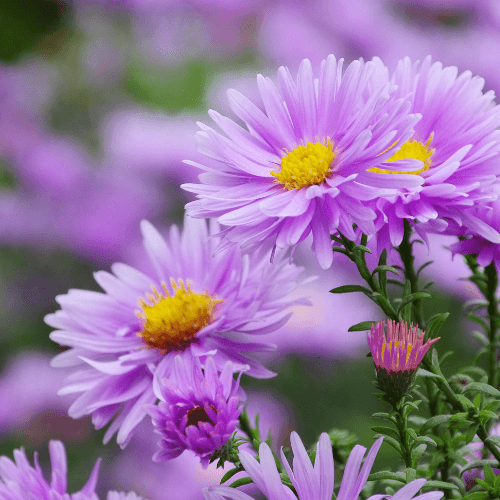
left=46, top=217, right=305, bottom=447
left=0, top=440, right=99, bottom=500
left=203, top=432, right=443, bottom=500
left=448, top=191, right=500, bottom=270
left=146, top=355, right=243, bottom=466
left=182, top=54, right=420, bottom=269
left=368, top=320, right=439, bottom=400
left=363, top=56, right=500, bottom=251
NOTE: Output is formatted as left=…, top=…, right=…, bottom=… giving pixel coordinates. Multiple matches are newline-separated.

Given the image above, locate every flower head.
left=146, top=355, right=244, bottom=467
left=46, top=217, right=305, bottom=447
left=364, top=56, right=500, bottom=252
left=203, top=431, right=443, bottom=500
left=368, top=319, right=439, bottom=399
left=0, top=440, right=142, bottom=500
left=182, top=54, right=419, bottom=269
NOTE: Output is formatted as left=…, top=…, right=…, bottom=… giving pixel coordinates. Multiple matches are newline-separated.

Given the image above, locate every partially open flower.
left=145, top=355, right=244, bottom=467
left=368, top=319, right=439, bottom=400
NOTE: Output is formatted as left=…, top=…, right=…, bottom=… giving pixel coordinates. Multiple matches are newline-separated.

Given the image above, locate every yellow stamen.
left=271, top=139, right=335, bottom=190
left=381, top=340, right=414, bottom=369
left=369, top=135, right=434, bottom=175
left=136, top=279, right=222, bottom=351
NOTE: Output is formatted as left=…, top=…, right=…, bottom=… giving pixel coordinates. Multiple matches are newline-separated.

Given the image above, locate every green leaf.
left=415, top=368, right=444, bottom=380
left=465, top=424, right=480, bottom=445
left=401, top=280, right=412, bottom=325
left=416, top=260, right=434, bottom=280
left=348, top=321, right=377, bottom=332
left=329, top=285, right=372, bottom=295
left=463, top=383, right=500, bottom=398
left=466, top=313, right=490, bottom=332
left=373, top=265, right=399, bottom=276
left=420, top=414, right=454, bottom=433
left=426, top=312, right=450, bottom=340
left=221, top=467, right=242, bottom=483
left=415, top=436, right=437, bottom=447
left=471, top=330, right=489, bottom=346
left=484, top=464, right=496, bottom=485
left=461, top=460, right=499, bottom=474
left=483, top=400, right=500, bottom=412
left=421, top=481, right=459, bottom=491
left=353, top=245, right=371, bottom=254
left=486, top=435, right=500, bottom=449
left=411, top=444, right=427, bottom=469
left=371, top=426, right=401, bottom=441
left=474, top=393, right=482, bottom=408
left=229, top=477, right=253, bottom=488
left=405, top=468, right=416, bottom=483
left=375, top=434, right=402, bottom=455
left=463, top=493, right=490, bottom=500
left=367, top=471, right=405, bottom=482
left=397, top=292, right=432, bottom=313
left=456, top=393, right=474, bottom=408
left=479, top=410, right=498, bottom=421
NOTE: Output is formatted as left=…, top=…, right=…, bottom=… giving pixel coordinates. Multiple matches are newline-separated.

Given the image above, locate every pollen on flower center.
left=271, top=139, right=336, bottom=190
left=136, top=279, right=222, bottom=351
left=369, top=135, right=434, bottom=175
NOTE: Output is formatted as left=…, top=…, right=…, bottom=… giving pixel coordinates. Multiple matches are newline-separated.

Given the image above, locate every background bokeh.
left=0, top=1, right=497, bottom=498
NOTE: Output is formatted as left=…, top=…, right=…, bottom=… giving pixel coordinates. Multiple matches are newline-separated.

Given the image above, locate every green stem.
left=238, top=410, right=260, bottom=452
left=393, top=399, right=413, bottom=468
left=484, top=263, right=499, bottom=387
left=397, top=221, right=425, bottom=328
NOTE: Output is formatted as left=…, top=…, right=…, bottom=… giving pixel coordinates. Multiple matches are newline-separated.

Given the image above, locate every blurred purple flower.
left=146, top=356, right=243, bottom=466
left=46, top=217, right=305, bottom=447
left=183, top=55, right=419, bottom=269
left=0, top=440, right=101, bottom=500
left=0, top=352, right=91, bottom=445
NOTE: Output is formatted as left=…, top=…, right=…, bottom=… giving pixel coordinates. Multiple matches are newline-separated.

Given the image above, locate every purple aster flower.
left=203, top=431, right=443, bottom=500
left=106, top=493, right=147, bottom=500
left=146, top=355, right=243, bottom=466
left=368, top=319, right=439, bottom=399
left=449, top=193, right=500, bottom=270
left=46, top=217, right=305, bottom=448
left=0, top=440, right=101, bottom=500
left=362, top=56, right=500, bottom=251
left=182, top=54, right=420, bottom=269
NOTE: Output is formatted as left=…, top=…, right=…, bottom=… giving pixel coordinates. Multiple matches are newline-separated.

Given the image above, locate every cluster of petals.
left=45, top=217, right=306, bottom=447
left=182, top=54, right=420, bottom=269
left=183, top=53, right=500, bottom=267
left=368, top=320, right=438, bottom=374
left=146, top=355, right=243, bottom=466
left=370, top=56, right=500, bottom=252
left=203, top=431, right=443, bottom=500
left=0, top=440, right=144, bottom=500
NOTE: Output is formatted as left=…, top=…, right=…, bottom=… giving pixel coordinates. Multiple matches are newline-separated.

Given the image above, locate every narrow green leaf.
left=367, top=471, right=405, bottom=482
left=329, top=285, right=371, bottom=295
left=463, top=493, right=490, bottom=500
left=473, top=393, right=482, bottom=409
left=397, top=292, right=431, bottom=313
left=484, top=464, right=496, bottom=485
left=415, top=436, right=437, bottom=447
left=420, top=414, right=454, bottom=433
left=348, top=321, right=377, bottom=332
left=371, top=426, right=401, bottom=441
left=373, top=265, right=399, bottom=276
left=461, top=460, right=499, bottom=474
left=354, top=245, right=371, bottom=254
left=471, top=330, right=489, bottom=346
left=421, top=481, right=458, bottom=491
left=229, top=477, right=253, bottom=488
left=486, top=435, right=500, bottom=449
left=415, top=368, right=444, bottom=380
left=416, top=260, right=434, bottom=280
left=463, top=383, right=500, bottom=398
left=221, top=467, right=241, bottom=484
left=426, top=312, right=450, bottom=340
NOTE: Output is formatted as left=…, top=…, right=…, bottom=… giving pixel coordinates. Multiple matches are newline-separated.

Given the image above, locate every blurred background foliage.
left=0, top=0, right=497, bottom=498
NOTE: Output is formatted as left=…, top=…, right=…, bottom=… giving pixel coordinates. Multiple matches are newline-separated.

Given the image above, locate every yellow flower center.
left=369, top=135, right=434, bottom=175
left=271, top=139, right=336, bottom=190
left=381, top=340, right=414, bottom=369
left=136, top=279, right=222, bottom=351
